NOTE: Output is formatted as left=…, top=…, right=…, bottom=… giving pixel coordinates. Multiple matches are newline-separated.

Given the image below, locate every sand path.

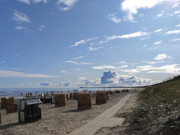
left=69, top=94, right=132, bottom=135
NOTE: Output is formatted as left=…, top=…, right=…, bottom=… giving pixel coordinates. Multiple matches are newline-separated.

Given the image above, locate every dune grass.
left=125, top=76, right=180, bottom=135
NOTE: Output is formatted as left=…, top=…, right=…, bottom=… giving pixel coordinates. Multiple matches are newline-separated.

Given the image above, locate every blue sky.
left=0, top=0, right=180, bottom=88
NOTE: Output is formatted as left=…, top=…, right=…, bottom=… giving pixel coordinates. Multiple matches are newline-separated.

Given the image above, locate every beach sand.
left=0, top=92, right=132, bottom=135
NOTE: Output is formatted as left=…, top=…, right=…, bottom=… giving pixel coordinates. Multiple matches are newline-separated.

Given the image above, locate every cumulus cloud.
left=108, top=13, right=121, bottom=24
left=69, top=37, right=98, bottom=48
left=57, top=0, right=78, bottom=11
left=101, top=71, right=117, bottom=84
left=154, top=40, right=162, bottom=45
left=154, top=53, right=169, bottom=60
left=121, top=0, right=177, bottom=22
left=121, top=0, right=172, bottom=15
left=100, top=71, right=153, bottom=86
left=12, top=11, right=30, bottom=24
left=0, top=70, right=53, bottom=77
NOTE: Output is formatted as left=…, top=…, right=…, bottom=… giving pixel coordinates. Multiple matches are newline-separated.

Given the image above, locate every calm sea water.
left=0, top=88, right=121, bottom=97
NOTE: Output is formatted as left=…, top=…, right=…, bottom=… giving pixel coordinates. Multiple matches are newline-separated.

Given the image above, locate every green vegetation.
left=126, top=76, right=180, bottom=135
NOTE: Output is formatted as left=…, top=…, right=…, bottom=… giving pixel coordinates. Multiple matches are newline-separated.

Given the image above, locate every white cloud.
left=119, top=65, right=128, bottom=68
left=60, top=70, right=71, bottom=74
left=175, top=24, right=180, bottom=27
left=121, top=0, right=172, bottom=15
left=143, top=44, right=148, bottom=48
left=173, top=1, right=180, bottom=8
left=65, top=60, right=93, bottom=65
left=110, top=31, right=148, bottom=39
left=120, top=64, right=180, bottom=74
left=100, top=71, right=153, bottom=86
left=88, top=47, right=102, bottom=51
left=32, top=0, right=47, bottom=4
left=57, top=0, right=78, bottom=11
left=92, top=66, right=118, bottom=70
left=174, top=10, right=180, bottom=14
left=77, top=78, right=101, bottom=87
left=154, top=28, right=163, bottom=33
left=154, top=40, right=162, bottom=45
left=18, top=0, right=47, bottom=4
left=15, top=26, right=26, bottom=30
left=12, top=11, right=30, bottom=24
left=108, top=13, right=121, bottom=24
left=154, top=53, right=169, bottom=60
left=166, top=29, right=180, bottom=34
left=76, top=71, right=154, bottom=86
left=139, top=13, right=144, bottom=17
left=18, top=0, right=30, bottom=4
left=69, top=37, right=98, bottom=48
left=39, top=24, right=45, bottom=31
left=65, top=60, right=78, bottom=64
left=121, top=0, right=176, bottom=22
left=124, top=13, right=135, bottom=22
left=144, top=60, right=164, bottom=65
left=172, top=38, right=180, bottom=42
left=99, top=31, right=148, bottom=44
left=72, top=56, right=84, bottom=60
left=97, top=31, right=148, bottom=44
left=0, top=70, right=53, bottom=77
left=155, top=11, right=164, bottom=18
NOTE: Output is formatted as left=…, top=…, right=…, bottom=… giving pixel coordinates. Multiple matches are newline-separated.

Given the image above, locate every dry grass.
left=125, top=76, right=180, bottom=135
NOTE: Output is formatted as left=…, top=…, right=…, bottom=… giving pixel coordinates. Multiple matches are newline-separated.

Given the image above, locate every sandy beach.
left=0, top=91, right=136, bottom=135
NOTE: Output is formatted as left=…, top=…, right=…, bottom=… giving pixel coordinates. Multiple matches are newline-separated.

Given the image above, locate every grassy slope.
left=125, top=76, right=180, bottom=135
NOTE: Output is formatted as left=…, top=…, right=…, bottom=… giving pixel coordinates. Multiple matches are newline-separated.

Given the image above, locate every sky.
left=0, top=0, right=180, bottom=88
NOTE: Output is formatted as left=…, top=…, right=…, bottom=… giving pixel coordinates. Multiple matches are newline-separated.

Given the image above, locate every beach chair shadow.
left=64, top=108, right=90, bottom=113
left=0, top=119, right=40, bottom=130
left=0, top=122, right=24, bottom=130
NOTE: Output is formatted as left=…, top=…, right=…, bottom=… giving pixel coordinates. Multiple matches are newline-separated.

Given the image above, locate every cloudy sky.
left=0, top=0, right=180, bottom=88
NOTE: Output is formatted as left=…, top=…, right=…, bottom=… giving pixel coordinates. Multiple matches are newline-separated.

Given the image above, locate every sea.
left=0, top=88, right=121, bottom=97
